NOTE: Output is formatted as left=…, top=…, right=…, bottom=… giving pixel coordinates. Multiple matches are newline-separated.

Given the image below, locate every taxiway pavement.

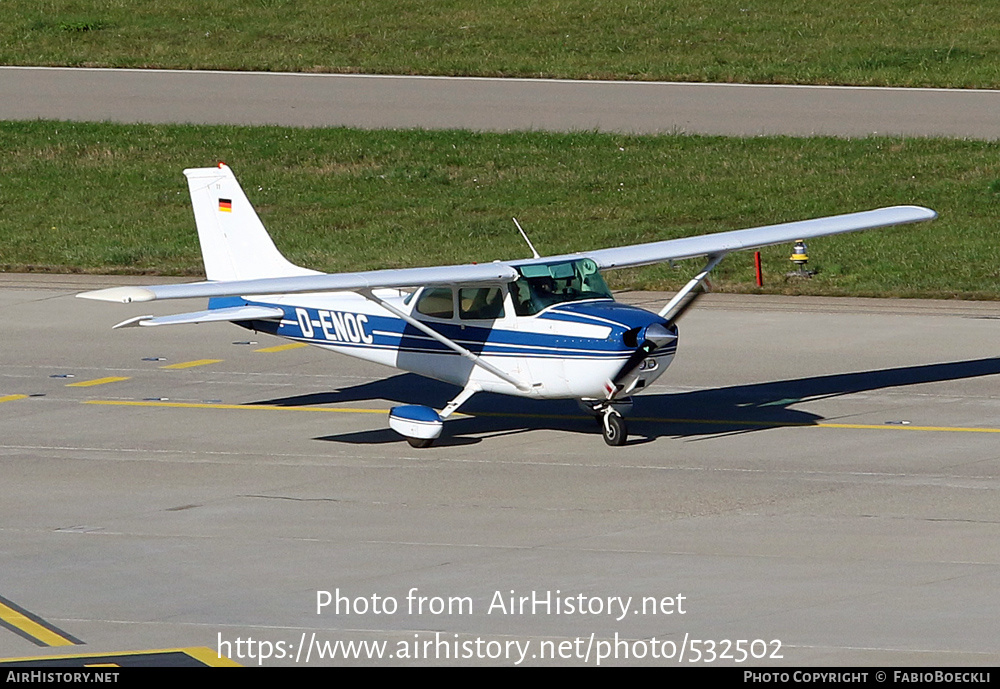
left=1, top=275, right=998, bottom=665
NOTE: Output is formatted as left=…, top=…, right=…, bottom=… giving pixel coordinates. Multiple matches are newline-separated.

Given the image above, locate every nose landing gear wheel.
left=602, top=411, right=628, bottom=446
left=407, top=437, right=435, bottom=448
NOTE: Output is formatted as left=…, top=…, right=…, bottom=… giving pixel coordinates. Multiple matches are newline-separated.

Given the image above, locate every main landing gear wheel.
left=601, top=412, right=628, bottom=447
left=407, top=437, right=435, bottom=449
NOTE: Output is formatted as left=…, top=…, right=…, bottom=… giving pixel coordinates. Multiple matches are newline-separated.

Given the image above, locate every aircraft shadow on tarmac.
left=249, top=357, right=1000, bottom=447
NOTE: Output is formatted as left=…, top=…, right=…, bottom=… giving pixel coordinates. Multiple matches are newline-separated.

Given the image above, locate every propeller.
left=606, top=286, right=707, bottom=396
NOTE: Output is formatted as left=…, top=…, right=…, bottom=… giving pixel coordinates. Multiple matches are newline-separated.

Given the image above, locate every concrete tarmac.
left=2, top=66, right=999, bottom=138
left=1, top=275, right=998, bottom=665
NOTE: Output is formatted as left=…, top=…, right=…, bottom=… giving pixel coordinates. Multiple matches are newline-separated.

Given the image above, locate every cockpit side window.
left=415, top=287, right=454, bottom=319
left=459, top=286, right=506, bottom=320
left=510, top=279, right=537, bottom=316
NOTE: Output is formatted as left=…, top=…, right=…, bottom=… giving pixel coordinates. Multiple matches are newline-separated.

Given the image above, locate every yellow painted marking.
left=0, top=394, right=28, bottom=403
left=629, top=416, right=1000, bottom=434
left=160, top=359, right=223, bottom=370
left=80, top=400, right=1000, bottom=433
left=0, top=601, right=78, bottom=647
left=0, top=647, right=240, bottom=667
left=185, top=646, right=242, bottom=666
left=85, top=400, right=387, bottom=414
left=816, top=421, right=1000, bottom=433
left=474, top=411, right=1000, bottom=433
left=255, top=342, right=309, bottom=353
left=65, top=376, right=131, bottom=388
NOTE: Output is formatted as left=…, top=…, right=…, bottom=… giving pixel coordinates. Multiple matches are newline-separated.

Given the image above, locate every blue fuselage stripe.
left=236, top=300, right=675, bottom=359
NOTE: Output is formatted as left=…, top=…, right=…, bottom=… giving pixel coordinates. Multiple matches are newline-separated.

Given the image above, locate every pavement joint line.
left=0, top=595, right=83, bottom=647
left=160, top=359, right=223, bottom=370
left=65, top=376, right=130, bottom=388
left=79, top=400, right=1000, bottom=433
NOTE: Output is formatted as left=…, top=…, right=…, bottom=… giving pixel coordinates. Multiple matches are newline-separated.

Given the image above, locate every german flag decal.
left=218, top=198, right=232, bottom=213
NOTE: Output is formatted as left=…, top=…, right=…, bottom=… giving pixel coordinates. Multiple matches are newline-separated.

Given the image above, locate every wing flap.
left=112, top=305, right=284, bottom=329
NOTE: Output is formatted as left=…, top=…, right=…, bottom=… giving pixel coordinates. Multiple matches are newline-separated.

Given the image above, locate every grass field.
left=2, top=121, right=998, bottom=299
left=2, top=1, right=999, bottom=87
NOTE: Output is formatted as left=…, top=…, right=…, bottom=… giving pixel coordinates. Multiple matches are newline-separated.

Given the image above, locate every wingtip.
left=77, top=286, right=157, bottom=304
left=895, top=205, right=938, bottom=222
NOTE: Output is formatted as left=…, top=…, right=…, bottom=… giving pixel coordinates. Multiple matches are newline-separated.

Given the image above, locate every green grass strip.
left=2, top=121, right=998, bottom=299
left=2, top=1, right=1000, bottom=88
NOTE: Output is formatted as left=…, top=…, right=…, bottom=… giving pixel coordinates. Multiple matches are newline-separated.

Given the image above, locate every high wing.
left=78, top=205, right=935, bottom=304
left=78, top=263, right=519, bottom=303
left=534, top=205, right=937, bottom=269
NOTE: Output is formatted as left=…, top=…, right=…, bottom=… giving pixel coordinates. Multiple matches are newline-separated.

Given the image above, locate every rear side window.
left=415, top=288, right=454, bottom=319
left=459, top=286, right=505, bottom=320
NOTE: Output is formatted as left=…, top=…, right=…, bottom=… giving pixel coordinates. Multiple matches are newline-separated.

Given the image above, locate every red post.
left=754, top=251, right=763, bottom=287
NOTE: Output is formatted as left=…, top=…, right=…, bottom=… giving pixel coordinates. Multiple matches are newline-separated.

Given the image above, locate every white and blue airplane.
left=79, top=164, right=937, bottom=447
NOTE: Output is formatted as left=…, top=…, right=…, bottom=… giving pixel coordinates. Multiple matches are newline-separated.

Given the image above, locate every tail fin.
left=183, top=163, right=319, bottom=281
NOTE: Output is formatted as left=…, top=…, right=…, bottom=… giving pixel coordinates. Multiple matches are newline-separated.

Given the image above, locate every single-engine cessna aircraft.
left=79, top=164, right=937, bottom=447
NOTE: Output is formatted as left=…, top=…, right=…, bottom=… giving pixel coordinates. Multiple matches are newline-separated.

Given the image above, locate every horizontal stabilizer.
left=112, top=305, right=284, bottom=329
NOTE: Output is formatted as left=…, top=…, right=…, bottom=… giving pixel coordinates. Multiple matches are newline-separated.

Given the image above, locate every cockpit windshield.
left=510, top=258, right=613, bottom=316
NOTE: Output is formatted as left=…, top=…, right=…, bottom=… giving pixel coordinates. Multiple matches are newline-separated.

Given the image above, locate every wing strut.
left=441, top=382, right=481, bottom=419
left=359, top=290, right=533, bottom=392
left=658, top=253, right=726, bottom=320
left=605, top=252, right=726, bottom=401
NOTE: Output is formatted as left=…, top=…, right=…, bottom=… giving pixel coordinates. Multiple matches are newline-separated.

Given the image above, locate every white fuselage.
left=239, top=285, right=676, bottom=401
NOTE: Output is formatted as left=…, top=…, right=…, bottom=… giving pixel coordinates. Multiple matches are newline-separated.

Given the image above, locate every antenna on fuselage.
left=512, top=218, right=541, bottom=259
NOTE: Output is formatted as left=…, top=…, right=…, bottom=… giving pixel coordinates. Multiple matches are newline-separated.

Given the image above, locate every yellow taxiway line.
left=81, top=400, right=1000, bottom=434
left=0, top=646, right=240, bottom=667
left=65, top=376, right=131, bottom=388
left=627, top=416, right=1000, bottom=434
left=160, top=359, right=223, bottom=370
left=819, top=421, right=1000, bottom=433
left=85, top=400, right=386, bottom=414
left=255, top=342, right=309, bottom=353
